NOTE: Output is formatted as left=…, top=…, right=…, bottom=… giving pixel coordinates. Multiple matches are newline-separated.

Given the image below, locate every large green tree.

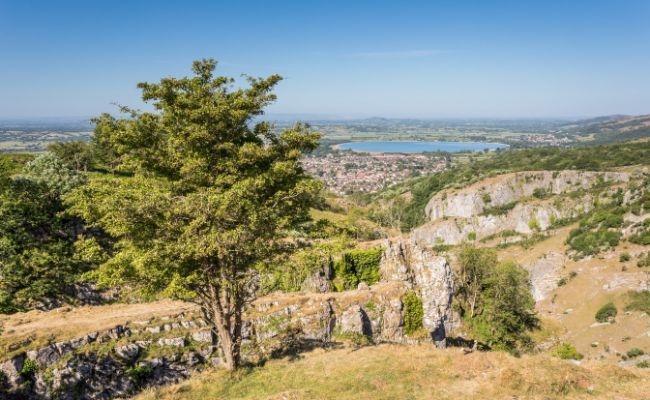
left=65, top=59, right=321, bottom=370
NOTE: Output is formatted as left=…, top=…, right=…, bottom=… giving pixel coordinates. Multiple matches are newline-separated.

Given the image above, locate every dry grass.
left=494, top=220, right=650, bottom=363
left=135, top=344, right=650, bottom=400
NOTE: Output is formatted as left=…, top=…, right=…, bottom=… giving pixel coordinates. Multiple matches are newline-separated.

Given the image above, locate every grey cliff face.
left=413, top=171, right=630, bottom=245
left=380, top=239, right=454, bottom=347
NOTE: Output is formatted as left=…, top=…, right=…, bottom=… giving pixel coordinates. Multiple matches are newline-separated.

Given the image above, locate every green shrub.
left=626, top=348, right=645, bottom=358
left=557, top=278, right=567, bottom=287
left=595, top=302, right=617, bottom=323
left=332, top=247, right=383, bottom=291
left=532, top=188, right=549, bottom=199
left=467, top=231, right=477, bottom=241
left=637, top=253, right=650, bottom=268
left=554, top=343, right=583, bottom=360
left=403, top=291, right=424, bottom=336
left=636, top=360, right=650, bottom=368
left=629, top=230, right=650, bottom=245
left=619, top=253, right=631, bottom=262
left=20, top=358, right=38, bottom=378
left=567, top=228, right=620, bottom=256
left=483, top=201, right=517, bottom=216
left=481, top=193, right=492, bottom=203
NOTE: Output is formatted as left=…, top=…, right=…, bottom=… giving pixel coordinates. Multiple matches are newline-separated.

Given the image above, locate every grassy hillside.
left=135, top=344, right=650, bottom=400
left=563, top=114, right=650, bottom=144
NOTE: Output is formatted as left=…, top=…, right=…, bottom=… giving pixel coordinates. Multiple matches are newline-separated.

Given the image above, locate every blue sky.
left=1, top=0, right=649, bottom=119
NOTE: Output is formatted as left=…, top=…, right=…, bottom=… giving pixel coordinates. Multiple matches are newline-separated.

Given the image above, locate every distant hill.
left=561, top=114, right=650, bottom=143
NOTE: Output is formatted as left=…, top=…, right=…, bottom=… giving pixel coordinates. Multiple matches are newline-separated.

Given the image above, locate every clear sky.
left=1, top=0, right=649, bottom=119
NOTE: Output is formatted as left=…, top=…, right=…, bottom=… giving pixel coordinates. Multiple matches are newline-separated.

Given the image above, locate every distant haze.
left=1, top=1, right=649, bottom=119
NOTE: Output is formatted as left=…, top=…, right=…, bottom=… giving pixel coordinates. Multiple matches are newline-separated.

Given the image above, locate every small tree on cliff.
left=455, top=245, right=538, bottom=353
left=65, top=59, right=321, bottom=370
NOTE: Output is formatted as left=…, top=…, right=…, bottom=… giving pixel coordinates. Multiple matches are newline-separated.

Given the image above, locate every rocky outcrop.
left=380, top=239, right=454, bottom=347
left=424, top=171, right=629, bottom=221
left=523, top=251, right=566, bottom=301
left=413, top=171, right=630, bottom=246
left=0, top=315, right=211, bottom=400
left=0, top=240, right=456, bottom=399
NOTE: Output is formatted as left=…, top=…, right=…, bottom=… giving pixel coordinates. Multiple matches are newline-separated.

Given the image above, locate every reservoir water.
left=336, top=141, right=508, bottom=153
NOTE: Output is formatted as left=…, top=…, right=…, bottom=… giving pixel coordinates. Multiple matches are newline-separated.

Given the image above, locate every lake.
left=335, top=141, right=508, bottom=154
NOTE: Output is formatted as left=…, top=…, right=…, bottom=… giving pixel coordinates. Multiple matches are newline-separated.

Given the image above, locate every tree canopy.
left=455, top=245, right=538, bottom=352
left=65, top=59, right=322, bottom=370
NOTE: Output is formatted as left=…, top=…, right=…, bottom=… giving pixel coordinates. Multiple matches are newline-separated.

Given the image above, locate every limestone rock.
left=524, top=251, right=565, bottom=301
left=27, top=345, right=60, bottom=368
left=191, top=329, right=213, bottom=343
left=380, top=299, right=404, bottom=341
left=380, top=239, right=453, bottom=347
left=301, top=271, right=332, bottom=293
left=0, top=354, right=24, bottom=387
left=415, top=170, right=630, bottom=245
left=409, top=243, right=453, bottom=347
left=115, top=343, right=140, bottom=363
left=158, top=337, right=185, bottom=347
left=425, top=171, right=629, bottom=222
left=338, top=305, right=370, bottom=336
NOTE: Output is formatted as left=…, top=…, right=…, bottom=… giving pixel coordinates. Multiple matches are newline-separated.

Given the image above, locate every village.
left=302, top=151, right=447, bottom=194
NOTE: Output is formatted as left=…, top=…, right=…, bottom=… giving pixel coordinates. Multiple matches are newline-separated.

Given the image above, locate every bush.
left=619, top=253, right=631, bottom=262
left=483, top=201, right=517, bottom=216
left=403, top=291, right=424, bottom=336
left=567, top=228, right=621, bottom=256
left=532, top=188, right=549, bottom=199
left=595, top=302, right=618, bottom=323
left=528, top=218, right=540, bottom=232
left=637, top=253, right=650, bottom=268
left=20, top=358, right=38, bottom=378
left=636, top=360, right=650, bottom=368
left=332, top=247, right=383, bottom=291
left=626, top=348, right=645, bottom=358
left=629, top=230, right=650, bottom=245
left=554, top=343, right=583, bottom=360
